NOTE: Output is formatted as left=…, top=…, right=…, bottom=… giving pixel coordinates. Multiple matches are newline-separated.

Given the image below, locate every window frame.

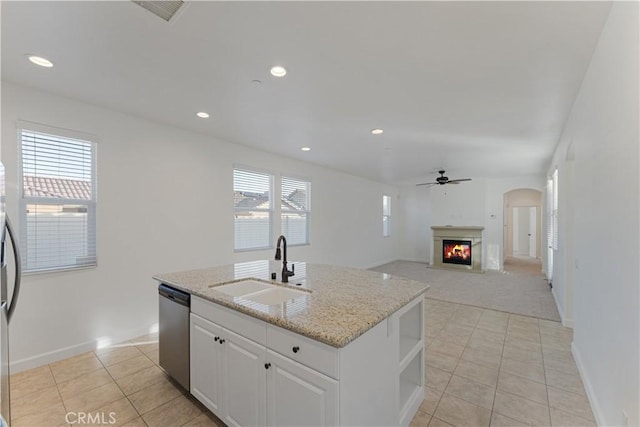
left=383, top=194, right=391, bottom=238
left=233, top=166, right=274, bottom=252
left=551, top=169, right=559, bottom=251
left=280, top=174, right=311, bottom=247
left=17, top=121, right=98, bottom=274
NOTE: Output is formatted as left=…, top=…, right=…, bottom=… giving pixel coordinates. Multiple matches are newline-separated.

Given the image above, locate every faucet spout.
left=275, top=235, right=294, bottom=283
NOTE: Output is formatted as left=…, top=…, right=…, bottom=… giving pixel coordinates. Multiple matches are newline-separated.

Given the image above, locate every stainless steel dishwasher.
left=158, top=284, right=190, bottom=391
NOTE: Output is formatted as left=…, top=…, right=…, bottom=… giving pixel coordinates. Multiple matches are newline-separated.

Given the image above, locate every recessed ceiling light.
left=371, top=128, right=384, bottom=135
left=196, top=112, right=210, bottom=118
left=270, top=66, right=287, bottom=77
left=27, top=55, right=53, bottom=68
left=301, top=147, right=311, bottom=152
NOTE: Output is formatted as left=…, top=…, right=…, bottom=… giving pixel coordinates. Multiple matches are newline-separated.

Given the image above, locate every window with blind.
left=281, top=176, right=310, bottom=246
left=234, top=168, right=273, bottom=251
left=383, top=195, right=391, bottom=237
left=19, top=125, right=97, bottom=273
left=551, top=170, right=559, bottom=251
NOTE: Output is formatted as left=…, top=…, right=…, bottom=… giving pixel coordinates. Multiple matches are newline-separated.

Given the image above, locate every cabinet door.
left=190, top=314, right=224, bottom=417
left=223, top=329, right=267, bottom=427
left=267, top=350, right=338, bottom=427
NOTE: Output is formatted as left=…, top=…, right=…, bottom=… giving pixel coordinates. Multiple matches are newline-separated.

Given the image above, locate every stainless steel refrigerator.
left=0, top=162, right=22, bottom=427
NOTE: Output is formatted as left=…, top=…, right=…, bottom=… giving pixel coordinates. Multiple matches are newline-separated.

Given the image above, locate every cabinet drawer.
left=267, top=325, right=340, bottom=379
left=192, top=296, right=266, bottom=345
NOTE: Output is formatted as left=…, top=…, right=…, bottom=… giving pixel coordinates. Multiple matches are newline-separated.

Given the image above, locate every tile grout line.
left=93, top=347, right=152, bottom=426
left=488, top=312, right=508, bottom=425
left=537, top=317, right=554, bottom=426
left=425, top=303, right=460, bottom=421
left=429, top=304, right=497, bottom=425
left=51, top=363, right=71, bottom=427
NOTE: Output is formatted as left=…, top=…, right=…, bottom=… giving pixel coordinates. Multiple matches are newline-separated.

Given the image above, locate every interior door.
left=528, top=207, right=537, bottom=258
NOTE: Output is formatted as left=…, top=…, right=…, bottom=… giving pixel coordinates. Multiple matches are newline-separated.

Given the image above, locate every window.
left=281, top=176, right=310, bottom=246
left=383, top=195, right=391, bottom=237
left=234, top=168, right=273, bottom=251
left=19, top=124, right=97, bottom=273
left=551, top=170, right=559, bottom=251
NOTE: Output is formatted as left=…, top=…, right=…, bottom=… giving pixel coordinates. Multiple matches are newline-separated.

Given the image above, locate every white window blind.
left=383, top=195, right=391, bottom=237
left=19, top=126, right=97, bottom=273
left=281, top=176, right=310, bottom=245
left=234, top=168, right=273, bottom=251
left=552, top=169, right=559, bottom=251
left=547, top=178, right=553, bottom=247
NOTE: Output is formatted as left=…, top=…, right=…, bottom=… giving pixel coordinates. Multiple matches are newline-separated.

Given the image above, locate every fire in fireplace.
left=443, top=239, right=472, bottom=266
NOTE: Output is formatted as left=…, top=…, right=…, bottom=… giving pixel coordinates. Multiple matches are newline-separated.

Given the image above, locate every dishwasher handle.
left=158, top=284, right=190, bottom=307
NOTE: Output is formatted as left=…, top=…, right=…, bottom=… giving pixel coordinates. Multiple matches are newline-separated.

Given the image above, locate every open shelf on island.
left=399, top=349, right=423, bottom=419
left=396, top=296, right=425, bottom=426
left=399, top=297, right=423, bottom=365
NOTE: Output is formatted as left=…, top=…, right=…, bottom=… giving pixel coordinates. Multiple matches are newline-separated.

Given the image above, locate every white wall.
left=1, top=82, right=400, bottom=371
left=548, top=3, right=639, bottom=425
left=398, top=185, right=432, bottom=263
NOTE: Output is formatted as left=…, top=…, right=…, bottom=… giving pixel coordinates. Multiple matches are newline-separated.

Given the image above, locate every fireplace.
left=431, top=226, right=484, bottom=273
left=443, top=240, right=472, bottom=266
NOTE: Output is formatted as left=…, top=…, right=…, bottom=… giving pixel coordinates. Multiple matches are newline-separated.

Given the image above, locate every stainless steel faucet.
left=274, top=235, right=294, bottom=282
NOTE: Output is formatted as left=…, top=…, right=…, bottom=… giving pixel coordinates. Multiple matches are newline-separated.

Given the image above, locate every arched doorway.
left=503, top=189, right=543, bottom=274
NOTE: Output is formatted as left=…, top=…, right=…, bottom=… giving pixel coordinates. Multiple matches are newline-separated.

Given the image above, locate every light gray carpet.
left=371, top=259, right=560, bottom=321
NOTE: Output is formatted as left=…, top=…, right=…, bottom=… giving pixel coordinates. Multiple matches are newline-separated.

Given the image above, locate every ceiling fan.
left=416, top=170, right=472, bottom=187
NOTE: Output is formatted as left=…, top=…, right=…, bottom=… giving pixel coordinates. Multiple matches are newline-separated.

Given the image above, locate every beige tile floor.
left=413, top=299, right=596, bottom=427
left=9, top=333, right=224, bottom=427
left=10, top=300, right=595, bottom=427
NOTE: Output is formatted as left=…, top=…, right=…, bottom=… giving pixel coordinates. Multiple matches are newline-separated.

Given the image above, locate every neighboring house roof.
left=286, top=189, right=307, bottom=210
left=234, top=193, right=269, bottom=209
left=23, top=175, right=91, bottom=200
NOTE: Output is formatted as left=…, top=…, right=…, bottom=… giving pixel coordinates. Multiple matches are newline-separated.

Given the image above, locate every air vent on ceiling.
left=132, top=1, right=184, bottom=22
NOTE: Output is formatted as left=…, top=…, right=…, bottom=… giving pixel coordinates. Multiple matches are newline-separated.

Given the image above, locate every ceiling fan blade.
left=416, top=182, right=438, bottom=187
left=447, top=178, right=472, bottom=183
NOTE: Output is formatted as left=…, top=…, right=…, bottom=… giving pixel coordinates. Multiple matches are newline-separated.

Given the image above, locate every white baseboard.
left=362, top=258, right=399, bottom=270
left=365, top=258, right=432, bottom=270
left=399, top=258, right=430, bottom=264
left=11, top=324, right=155, bottom=373
left=551, top=286, right=574, bottom=328
left=572, top=342, right=604, bottom=426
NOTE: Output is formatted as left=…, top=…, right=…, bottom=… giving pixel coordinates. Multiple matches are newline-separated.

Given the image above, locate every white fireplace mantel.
left=431, top=226, right=484, bottom=273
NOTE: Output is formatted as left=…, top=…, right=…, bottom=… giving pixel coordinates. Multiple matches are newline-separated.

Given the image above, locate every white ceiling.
left=1, top=1, right=612, bottom=185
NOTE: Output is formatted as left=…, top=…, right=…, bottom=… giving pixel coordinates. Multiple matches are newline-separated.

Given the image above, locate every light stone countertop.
left=153, top=260, right=429, bottom=348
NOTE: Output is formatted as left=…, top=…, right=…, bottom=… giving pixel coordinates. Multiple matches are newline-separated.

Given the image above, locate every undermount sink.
left=213, top=280, right=272, bottom=297
left=211, top=279, right=309, bottom=305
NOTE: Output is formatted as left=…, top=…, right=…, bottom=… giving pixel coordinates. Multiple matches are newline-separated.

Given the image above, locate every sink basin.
left=242, top=287, right=308, bottom=305
left=213, top=280, right=272, bottom=297
left=211, top=279, right=309, bottom=305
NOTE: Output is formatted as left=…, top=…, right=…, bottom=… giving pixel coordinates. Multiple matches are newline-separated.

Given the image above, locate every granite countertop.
left=153, top=260, right=429, bottom=348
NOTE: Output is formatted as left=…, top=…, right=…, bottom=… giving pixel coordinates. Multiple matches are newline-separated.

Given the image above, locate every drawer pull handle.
left=214, top=336, right=219, bottom=342
left=292, top=346, right=300, bottom=353
left=219, top=339, right=225, bottom=344
left=264, top=363, right=271, bottom=369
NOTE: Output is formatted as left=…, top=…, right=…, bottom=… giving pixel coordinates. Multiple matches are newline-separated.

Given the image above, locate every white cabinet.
left=190, top=313, right=267, bottom=426
left=267, top=349, right=338, bottom=427
left=189, top=294, right=424, bottom=426
left=223, top=328, right=267, bottom=427
left=190, top=313, right=223, bottom=415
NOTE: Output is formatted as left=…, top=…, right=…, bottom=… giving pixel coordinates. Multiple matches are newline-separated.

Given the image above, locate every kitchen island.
left=154, top=260, right=429, bottom=426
